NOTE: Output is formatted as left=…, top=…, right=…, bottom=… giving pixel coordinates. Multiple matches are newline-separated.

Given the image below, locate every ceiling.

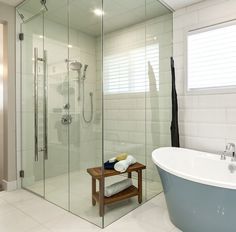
left=17, top=0, right=172, bottom=36
left=1, top=0, right=205, bottom=36
left=163, top=0, right=204, bottom=10
left=0, top=0, right=22, bottom=5
left=0, top=0, right=205, bottom=10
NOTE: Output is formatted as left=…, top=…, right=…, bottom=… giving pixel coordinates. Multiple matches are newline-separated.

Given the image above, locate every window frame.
left=185, top=19, right=236, bottom=95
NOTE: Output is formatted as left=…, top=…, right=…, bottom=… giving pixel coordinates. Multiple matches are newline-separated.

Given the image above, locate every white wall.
left=174, top=0, right=236, bottom=153
left=0, top=2, right=17, bottom=190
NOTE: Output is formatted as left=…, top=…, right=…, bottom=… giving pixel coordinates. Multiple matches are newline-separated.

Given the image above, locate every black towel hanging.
left=170, top=57, right=180, bottom=147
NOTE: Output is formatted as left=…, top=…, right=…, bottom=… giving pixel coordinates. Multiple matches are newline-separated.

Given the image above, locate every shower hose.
left=82, top=79, right=93, bottom=123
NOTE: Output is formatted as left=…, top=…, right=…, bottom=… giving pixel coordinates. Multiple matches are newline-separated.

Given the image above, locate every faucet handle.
left=221, top=151, right=226, bottom=160
left=225, top=142, right=236, bottom=161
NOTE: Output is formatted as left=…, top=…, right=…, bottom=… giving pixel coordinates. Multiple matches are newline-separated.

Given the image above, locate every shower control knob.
left=61, top=114, right=72, bottom=125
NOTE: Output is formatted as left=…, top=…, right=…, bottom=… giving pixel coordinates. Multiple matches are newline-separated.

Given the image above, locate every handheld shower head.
left=82, top=64, right=88, bottom=80
left=84, top=64, right=88, bottom=72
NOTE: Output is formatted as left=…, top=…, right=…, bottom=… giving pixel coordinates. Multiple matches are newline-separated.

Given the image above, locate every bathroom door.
left=21, top=13, right=46, bottom=197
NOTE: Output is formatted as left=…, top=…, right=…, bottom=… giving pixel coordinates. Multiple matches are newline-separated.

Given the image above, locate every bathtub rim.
left=152, top=147, right=236, bottom=190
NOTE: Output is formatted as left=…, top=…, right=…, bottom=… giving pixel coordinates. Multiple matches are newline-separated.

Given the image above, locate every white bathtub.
left=152, top=147, right=236, bottom=232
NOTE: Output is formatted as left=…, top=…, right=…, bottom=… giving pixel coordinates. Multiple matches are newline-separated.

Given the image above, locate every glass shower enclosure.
left=16, top=0, right=173, bottom=228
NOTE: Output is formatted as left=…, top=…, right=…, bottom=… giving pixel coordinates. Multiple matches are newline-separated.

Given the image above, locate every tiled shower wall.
left=174, top=0, right=236, bottom=153
left=96, top=14, right=173, bottom=181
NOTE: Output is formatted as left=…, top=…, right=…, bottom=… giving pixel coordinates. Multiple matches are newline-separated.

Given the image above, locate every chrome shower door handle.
left=43, top=49, right=48, bottom=160
left=34, top=47, right=39, bottom=162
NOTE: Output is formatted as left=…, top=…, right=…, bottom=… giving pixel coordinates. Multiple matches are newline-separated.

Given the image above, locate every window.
left=104, top=43, right=159, bottom=94
left=187, top=22, right=236, bottom=91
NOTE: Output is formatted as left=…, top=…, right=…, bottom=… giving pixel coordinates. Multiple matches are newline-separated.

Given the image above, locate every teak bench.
left=87, top=162, right=146, bottom=216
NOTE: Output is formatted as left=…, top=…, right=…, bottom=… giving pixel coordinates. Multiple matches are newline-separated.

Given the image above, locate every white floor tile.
left=171, top=228, right=183, bottom=232
left=150, top=192, right=168, bottom=209
left=0, top=198, right=16, bottom=216
left=25, top=225, right=52, bottom=232
left=14, top=197, right=66, bottom=224
left=44, top=212, right=100, bottom=232
left=103, top=200, right=174, bottom=232
left=2, top=189, right=38, bottom=204
left=0, top=207, right=40, bottom=232
left=0, top=189, right=181, bottom=232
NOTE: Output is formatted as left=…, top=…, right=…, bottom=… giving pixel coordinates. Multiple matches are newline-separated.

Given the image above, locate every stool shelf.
left=87, top=162, right=146, bottom=216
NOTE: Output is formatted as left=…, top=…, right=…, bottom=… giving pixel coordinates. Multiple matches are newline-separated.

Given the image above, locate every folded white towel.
left=114, top=155, right=136, bottom=173
left=105, top=179, right=132, bottom=197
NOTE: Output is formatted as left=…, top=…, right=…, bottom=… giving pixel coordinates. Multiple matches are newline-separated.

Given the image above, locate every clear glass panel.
left=21, top=14, right=44, bottom=197
left=103, top=0, right=172, bottom=226
left=68, top=0, right=103, bottom=227
left=44, top=0, right=69, bottom=210
left=102, top=0, right=146, bottom=226
left=145, top=1, right=173, bottom=200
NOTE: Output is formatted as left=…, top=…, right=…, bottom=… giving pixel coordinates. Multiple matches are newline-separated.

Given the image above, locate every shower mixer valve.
left=61, top=114, right=72, bottom=125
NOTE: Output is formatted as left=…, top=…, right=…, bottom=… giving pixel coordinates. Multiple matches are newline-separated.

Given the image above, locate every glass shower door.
left=21, top=13, right=46, bottom=197
left=20, top=0, right=70, bottom=209
left=44, top=0, right=70, bottom=210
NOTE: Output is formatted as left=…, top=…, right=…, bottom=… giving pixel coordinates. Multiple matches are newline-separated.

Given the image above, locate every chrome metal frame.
left=34, top=48, right=48, bottom=162
left=43, top=50, right=48, bottom=160
left=34, top=48, right=39, bottom=162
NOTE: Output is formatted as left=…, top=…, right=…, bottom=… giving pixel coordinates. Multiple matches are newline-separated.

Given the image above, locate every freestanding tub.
left=152, top=147, right=236, bottom=232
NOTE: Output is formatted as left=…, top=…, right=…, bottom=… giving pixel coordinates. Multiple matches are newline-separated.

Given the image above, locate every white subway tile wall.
left=174, top=0, right=236, bottom=153
left=95, top=14, right=173, bottom=183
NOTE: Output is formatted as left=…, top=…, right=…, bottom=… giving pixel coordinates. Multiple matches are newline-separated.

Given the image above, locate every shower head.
left=70, top=61, right=82, bottom=71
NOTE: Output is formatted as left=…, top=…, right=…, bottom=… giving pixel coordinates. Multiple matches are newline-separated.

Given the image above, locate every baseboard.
left=2, top=179, right=18, bottom=191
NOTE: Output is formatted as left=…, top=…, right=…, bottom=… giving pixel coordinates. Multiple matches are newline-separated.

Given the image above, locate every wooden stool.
left=87, top=162, right=146, bottom=216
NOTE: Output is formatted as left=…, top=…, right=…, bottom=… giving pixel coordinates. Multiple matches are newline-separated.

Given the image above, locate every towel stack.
left=104, top=153, right=136, bottom=173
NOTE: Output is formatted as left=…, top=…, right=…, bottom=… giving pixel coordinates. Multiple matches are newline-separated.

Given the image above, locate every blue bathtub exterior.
left=157, top=167, right=236, bottom=232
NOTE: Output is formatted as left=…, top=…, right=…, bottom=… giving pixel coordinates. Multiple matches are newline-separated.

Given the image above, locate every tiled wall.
left=95, top=14, right=173, bottom=181
left=174, top=0, right=236, bottom=153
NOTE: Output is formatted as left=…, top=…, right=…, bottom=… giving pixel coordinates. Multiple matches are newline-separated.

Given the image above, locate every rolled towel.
left=116, top=153, right=128, bottom=161
left=105, top=178, right=133, bottom=197
left=114, top=155, right=136, bottom=173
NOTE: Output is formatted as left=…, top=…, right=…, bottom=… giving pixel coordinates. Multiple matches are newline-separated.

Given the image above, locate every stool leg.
left=128, top=172, right=132, bottom=178
left=138, top=170, right=142, bottom=204
left=92, top=177, right=96, bottom=206
left=99, top=178, right=104, bottom=217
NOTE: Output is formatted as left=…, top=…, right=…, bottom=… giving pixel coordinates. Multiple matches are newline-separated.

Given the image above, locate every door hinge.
left=19, top=170, right=24, bottom=178
left=19, top=33, right=24, bottom=41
